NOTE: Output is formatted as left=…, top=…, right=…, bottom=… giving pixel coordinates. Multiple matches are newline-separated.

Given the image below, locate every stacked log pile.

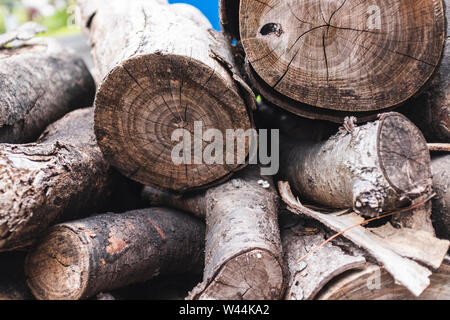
left=0, top=0, right=449, bottom=301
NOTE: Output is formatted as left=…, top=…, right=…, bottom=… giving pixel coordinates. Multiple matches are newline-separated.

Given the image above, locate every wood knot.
left=260, top=23, right=283, bottom=37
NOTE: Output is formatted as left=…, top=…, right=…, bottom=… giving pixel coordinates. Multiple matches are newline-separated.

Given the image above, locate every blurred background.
left=0, top=0, right=220, bottom=35
left=0, top=0, right=220, bottom=70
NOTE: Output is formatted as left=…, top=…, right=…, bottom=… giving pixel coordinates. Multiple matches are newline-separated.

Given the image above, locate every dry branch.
left=0, top=33, right=95, bottom=143
left=25, top=208, right=205, bottom=300
left=142, top=166, right=285, bottom=300
left=0, top=108, right=114, bottom=251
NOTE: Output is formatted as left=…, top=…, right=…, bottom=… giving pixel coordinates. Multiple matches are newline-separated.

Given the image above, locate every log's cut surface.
left=78, top=0, right=255, bottom=192
left=400, top=0, right=450, bottom=142
left=0, top=108, right=114, bottom=252
left=280, top=113, right=432, bottom=217
left=25, top=208, right=205, bottom=300
left=224, top=0, right=445, bottom=122
left=0, top=37, right=95, bottom=143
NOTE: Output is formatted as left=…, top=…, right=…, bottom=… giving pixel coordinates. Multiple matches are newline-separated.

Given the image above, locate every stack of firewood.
left=0, top=0, right=449, bottom=300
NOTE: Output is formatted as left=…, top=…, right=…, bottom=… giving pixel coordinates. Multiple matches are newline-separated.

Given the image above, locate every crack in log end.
left=260, top=23, right=283, bottom=37
left=239, top=0, right=445, bottom=113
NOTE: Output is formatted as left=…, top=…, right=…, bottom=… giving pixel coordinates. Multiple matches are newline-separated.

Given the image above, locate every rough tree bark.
left=0, top=108, right=114, bottom=252
left=25, top=208, right=205, bottom=300
left=142, top=166, right=285, bottom=300
left=0, top=34, right=95, bottom=143
left=316, top=258, right=450, bottom=300
left=400, top=0, right=450, bottom=142
left=77, top=0, right=256, bottom=192
left=280, top=112, right=433, bottom=217
left=431, top=155, right=450, bottom=240
left=221, top=0, right=445, bottom=123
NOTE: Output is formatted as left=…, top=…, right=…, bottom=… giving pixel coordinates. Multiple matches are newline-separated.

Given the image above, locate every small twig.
left=295, top=193, right=436, bottom=264
left=428, top=143, right=450, bottom=153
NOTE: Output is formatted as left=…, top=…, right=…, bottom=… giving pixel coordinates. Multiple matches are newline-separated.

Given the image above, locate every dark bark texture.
left=0, top=108, right=114, bottom=252
left=25, top=208, right=205, bottom=300
left=0, top=37, right=95, bottom=143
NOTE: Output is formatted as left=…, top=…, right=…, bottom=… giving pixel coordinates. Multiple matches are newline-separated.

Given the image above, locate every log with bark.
left=25, top=207, right=205, bottom=300
left=220, top=0, right=446, bottom=123
left=0, top=108, right=115, bottom=252
left=280, top=112, right=433, bottom=218
left=142, top=166, right=286, bottom=300
left=77, top=0, right=256, bottom=192
left=0, top=25, right=95, bottom=143
left=431, top=155, right=450, bottom=240
left=316, top=258, right=450, bottom=300
left=399, top=0, right=450, bottom=142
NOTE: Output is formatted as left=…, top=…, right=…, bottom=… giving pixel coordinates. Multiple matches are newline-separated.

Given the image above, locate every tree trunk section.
left=280, top=112, right=433, bottom=217
left=0, top=108, right=114, bottom=251
left=316, top=258, right=450, bottom=300
left=0, top=37, right=95, bottom=143
left=77, top=0, right=256, bottom=192
left=431, top=155, right=450, bottom=240
left=399, top=0, right=450, bottom=142
left=25, top=207, right=205, bottom=300
left=223, top=0, right=445, bottom=122
left=142, top=166, right=286, bottom=300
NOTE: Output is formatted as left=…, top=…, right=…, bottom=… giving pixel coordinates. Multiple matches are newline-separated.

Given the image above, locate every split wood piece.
left=239, top=0, right=445, bottom=122
left=0, top=252, right=33, bottom=300
left=77, top=0, right=256, bottom=192
left=280, top=112, right=433, bottom=218
left=399, top=0, right=450, bottom=142
left=0, top=35, right=95, bottom=143
left=0, top=108, right=114, bottom=252
left=142, top=166, right=285, bottom=300
left=317, top=258, right=450, bottom=300
left=431, top=155, right=450, bottom=240
left=278, top=182, right=450, bottom=297
left=25, top=208, right=205, bottom=300
left=280, top=214, right=366, bottom=300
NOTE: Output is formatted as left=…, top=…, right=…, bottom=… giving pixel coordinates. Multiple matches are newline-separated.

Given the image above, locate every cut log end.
left=95, top=54, right=253, bottom=192
left=25, top=227, right=89, bottom=300
left=377, top=113, right=432, bottom=198
left=239, top=0, right=445, bottom=114
left=193, top=249, right=284, bottom=300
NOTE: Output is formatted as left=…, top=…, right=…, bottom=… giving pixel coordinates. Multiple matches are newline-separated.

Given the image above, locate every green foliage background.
left=0, top=0, right=79, bottom=36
